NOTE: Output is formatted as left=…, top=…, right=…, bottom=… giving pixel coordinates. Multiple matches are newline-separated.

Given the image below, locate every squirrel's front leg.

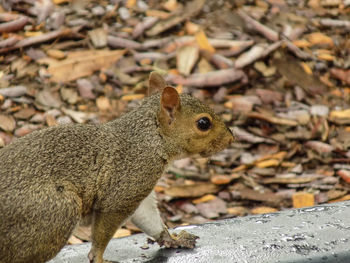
left=131, top=191, right=198, bottom=249
left=88, top=212, right=124, bottom=263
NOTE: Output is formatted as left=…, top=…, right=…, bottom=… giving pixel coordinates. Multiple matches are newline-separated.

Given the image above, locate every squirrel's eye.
left=197, top=117, right=212, bottom=131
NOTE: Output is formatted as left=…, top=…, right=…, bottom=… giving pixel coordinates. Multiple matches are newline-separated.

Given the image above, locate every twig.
left=133, top=51, right=175, bottom=62
left=107, top=35, right=142, bottom=49
left=0, top=36, right=21, bottom=48
left=0, top=28, right=72, bottom=54
left=201, top=50, right=234, bottom=69
left=132, top=17, right=159, bottom=39
left=319, top=19, right=350, bottom=29
left=146, top=0, right=205, bottom=37
left=0, top=16, right=29, bottom=33
left=237, top=10, right=279, bottom=42
left=141, top=37, right=173, bottom=49
left=166, top=68, right=245, bottom=87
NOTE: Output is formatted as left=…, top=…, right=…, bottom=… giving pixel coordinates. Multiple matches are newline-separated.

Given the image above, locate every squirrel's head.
left=148, top=72, right=234, bottom=159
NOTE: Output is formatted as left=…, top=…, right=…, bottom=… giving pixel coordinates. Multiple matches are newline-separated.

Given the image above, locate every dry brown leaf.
left=331, top=68, right=350, bottom=85
left=38, top=50, right=125, bottom=83
left=262, top=176, right=318, bottom=184
left=96, top=96, right=111, bottom=111
left=176, top=45, right=199, bottom=76
left=0, top=114, right=16, bottom=132
left=164, top=182, right=219, bottom=198
left=292, top=192, right=315, bottom=208
left=13, top=108, right=35, bottom=119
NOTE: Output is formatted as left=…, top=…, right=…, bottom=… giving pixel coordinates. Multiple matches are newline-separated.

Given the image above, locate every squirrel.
left=0, top=72, right=234, bottom=263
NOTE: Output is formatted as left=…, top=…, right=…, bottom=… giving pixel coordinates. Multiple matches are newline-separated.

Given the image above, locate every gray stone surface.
left=50, top=201, right=350, bottom=263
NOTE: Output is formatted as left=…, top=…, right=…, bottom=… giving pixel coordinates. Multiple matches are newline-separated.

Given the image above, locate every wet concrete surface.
left=50, top=201, right=350, bottom=263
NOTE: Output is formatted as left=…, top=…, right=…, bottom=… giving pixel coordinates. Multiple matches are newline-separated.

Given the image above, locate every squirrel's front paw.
left=157, top=230, right=199, bottom=249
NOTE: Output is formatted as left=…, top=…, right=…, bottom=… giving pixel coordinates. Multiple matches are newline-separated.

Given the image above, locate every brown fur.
left=0, top=73, right=233, bottom=263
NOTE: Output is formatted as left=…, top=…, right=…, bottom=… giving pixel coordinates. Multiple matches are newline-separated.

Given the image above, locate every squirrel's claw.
left=158, top=230, right=199, bottom=249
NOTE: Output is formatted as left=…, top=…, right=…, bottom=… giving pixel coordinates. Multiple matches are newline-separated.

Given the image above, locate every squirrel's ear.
left=160, top=86, right=181, bottom=124
left=148, top=72, right=167, bottom=96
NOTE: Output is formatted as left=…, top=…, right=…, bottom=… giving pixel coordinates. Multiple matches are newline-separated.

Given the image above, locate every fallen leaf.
left=68, top=235, right=83, bottom=245
left=337, top=170, right=350, bottom=184
left=164, top=182, right=219, bottom=198
left=96, top=96, right=111, bottom=111
left=251, top=206, right=278, bottom=214
left=292, top=192, right=315, bottom=208
left=35, top=89, right=62, bottom=108
left=192, top=194, right=216, bottom=204
left=256, top=159, right=280, bottom=168
left=176, top=45, right=199, bottom=76
left=0, top=86, right=27, bottom=97
left=121, top=94, right=145, bottom=101
left=307, top=32, right=333, bottom=47
left=13, top=107, right=36, bottom=119
left=196, top=197, right=227, bottom=218
left=195, top=30, right=215, bottom=53
left=227, top=206, right=248, bottom=216
left=113, top=228, right=131, bottom=238
left=330, top=68, right=350, bottom=85
left=38, top=49, right=126, bottom=82
left=0, top=114, right=16, bottom=132
left=210, top=174, right=233, bottom=185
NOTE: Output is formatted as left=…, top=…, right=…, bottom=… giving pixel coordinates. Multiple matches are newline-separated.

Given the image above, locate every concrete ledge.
left=50, top=201, right=350, bottom=263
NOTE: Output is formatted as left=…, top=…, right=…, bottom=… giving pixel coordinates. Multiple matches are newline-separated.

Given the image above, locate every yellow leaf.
left=281, top=162, right=297, bottom=168
left=126, top=0, right=136, bottom=8
left=329, top=194, right=350, bottom=203
left=154, top=185, right=165, bottom=193
left=163, top=0, right=178, bottom=11
left=256, top=159, right=280, bottom=168
left=317, top=53, right=335, bottom=61
left=232, top=164, right=247, bottom=172
left=292, top=192, right=315, bottom=208
left=185, top=21, right=200, bottom=35
left=251, top=206, right=278, bottom=215
left=210, top=174, right=232, bottom=185
left=293, top=39, right=311, bottom=48
left=192, top=194, right=216, bottom=204
left=113, top=228, right=131, bottom=238
left=195, top=30, right=215, bottom=53
left=300, top=62, right=312, bottom=75
left=24, top=31, right=43, bottom=37
left=96, top=96, right=111, bottom=111
left=121, top=94, right=145, bottom=101
left=227, top=206, right=248, bottom=216
left=175, top=84, right=183, bottom=94
left=307, top=32, right=333, bottom=46
left=330, top=109, right=350, bottom=119
left=68, top=235, right=83, bottom=245
left=53, top=0, right=70, bottom=4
